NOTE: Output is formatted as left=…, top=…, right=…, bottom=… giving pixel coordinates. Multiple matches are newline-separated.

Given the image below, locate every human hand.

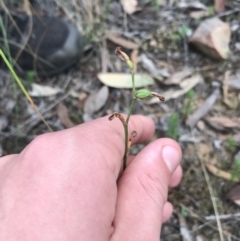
left=0, top=115, right=182, bottom=241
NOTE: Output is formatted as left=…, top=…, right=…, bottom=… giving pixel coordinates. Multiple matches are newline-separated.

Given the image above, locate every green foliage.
left=151, top=0, right=160, bottom=11
left=180, top=206, right=188, bottom=218
left=207, top=5, right=215, bottom=15
left=182, top=90, right=195, bottom=118
left=172, top=24, right=192, bottom=40
left=26, top=70, right=37, bottom=82
left=167, top=113, right=180, bottom=140
left=225, top=137, right=237, bottom=153
left=231, top=158, right=240, bottom=182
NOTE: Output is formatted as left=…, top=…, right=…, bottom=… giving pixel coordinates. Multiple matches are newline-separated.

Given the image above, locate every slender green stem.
left=0, top=49, right=53, bottom=132
left=0, top=49, right=31, bottom=99
left=123, top=89, right=136, bottom=170
left=131, top=71, right=135, bottom=97
left=123, top=123, right=128, bottom=170
left=126, top=98, right=136, bottom=125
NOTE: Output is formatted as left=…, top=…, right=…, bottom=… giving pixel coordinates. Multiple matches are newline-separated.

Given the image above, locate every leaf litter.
left=3, top=0, right=240, bottom=239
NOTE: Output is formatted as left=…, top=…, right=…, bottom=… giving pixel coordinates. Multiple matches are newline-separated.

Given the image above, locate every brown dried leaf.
left=205, top=117, right=240, bottom=130
left=84, top=86, right=109, bottom=114
left=196, top=143, right=217, bottom=164
left=106, top=31, right=138, bottom=49
left=148, top=74, right=202, bottom=104
left=204, top=162, right=240, bottom=182
left=165, top=68, right=193, bottom=85
left=196, top=143, right=239, bottom=181
left=226, top=184, right=240, bottom=205
left=186, top=88, right=220, bottom=128
left=57, top=103, right=75, bottom=128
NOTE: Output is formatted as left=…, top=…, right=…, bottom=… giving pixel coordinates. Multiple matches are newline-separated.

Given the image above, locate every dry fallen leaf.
left=226, top=184, right=240, bottom=206
left=197, top=143, right=240, bottom=181
left=98, top=73, right=154, bottom=89
left=121, top=0, right=140, bottom=15
left=186, top=88, right=220, bottom=128
left=178, top=1, right=208, bottom=10
left=148, top=74, right=202, bottom=104
left=29, top=83, right=62, bottom=97
left=204, top=116, right=240, bottom=130
left=196, top=143, right=239, bottom=181
left=204, top=162, right=240, bottom=182
left=57, top=103, right=75, bottom=128
left=84, top=86, right=109, bottom=114
left=165, top=68, right=193, bottom=85
left=139, top=54, right=170, bottom=77
left=190, top=10, right=210, bottom=19
left=106, top=31, right=138, bottom=49
left=196, top=143, right=217, bottom=164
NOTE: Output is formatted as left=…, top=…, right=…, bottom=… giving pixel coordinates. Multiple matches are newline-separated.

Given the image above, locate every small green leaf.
left=135, top=89, right=151, bottom=99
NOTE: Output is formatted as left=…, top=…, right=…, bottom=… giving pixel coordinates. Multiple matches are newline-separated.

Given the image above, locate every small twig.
left=217, top=8, right=240, bottom=17
left=0, top=49, right=53, bottom=132
left=205, top=213, right=240, bottom=221
left=196, top=145, right=225, bottom=241
left=181, top=204, right=240, bottom=241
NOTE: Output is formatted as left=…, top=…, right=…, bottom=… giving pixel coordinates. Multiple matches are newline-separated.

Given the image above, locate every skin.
left=0, top=115, right=182, bottom=241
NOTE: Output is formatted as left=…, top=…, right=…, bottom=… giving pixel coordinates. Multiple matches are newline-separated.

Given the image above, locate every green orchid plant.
left=109, top=47, right=165, bottom=170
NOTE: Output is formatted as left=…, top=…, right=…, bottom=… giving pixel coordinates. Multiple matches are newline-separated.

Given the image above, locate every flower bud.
left=115, top=46, right=134, bottom=71
left=135, top=89, right=151, bottom=99
left=126, top=59, right=134, bottom=71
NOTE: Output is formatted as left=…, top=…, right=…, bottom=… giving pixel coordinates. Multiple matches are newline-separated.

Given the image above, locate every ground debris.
left=84, top=86, right=109, bottom=114
left=57, top=103, right=75, bottom=128
left=204, top=116, right=240, bottom=131
left=189, top=17, right=231, bottom=59
left=164, top=67, right=193, bottom=85
left=226, top=184, right=240, bottom=206
left=106, top=31, right=138, bottom=49
left=186, top=88, right=220, bottom=128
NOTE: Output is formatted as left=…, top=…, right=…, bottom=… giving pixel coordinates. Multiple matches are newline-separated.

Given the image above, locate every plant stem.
left=131, top=70, right=135, bottom=97
left=126, top=98, right=136, bottom=125
left=123, top=123, right=128, bottom=170
left=123, top=93, right=136, bottom=170
left=0, top=49, right=53, bottom=132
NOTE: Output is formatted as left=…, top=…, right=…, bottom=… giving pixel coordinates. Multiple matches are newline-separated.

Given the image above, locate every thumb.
left=111, top=138, right=182, bottom=241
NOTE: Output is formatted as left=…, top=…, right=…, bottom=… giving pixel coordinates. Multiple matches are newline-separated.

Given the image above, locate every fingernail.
left=162, top=146, right=180, bottom=173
